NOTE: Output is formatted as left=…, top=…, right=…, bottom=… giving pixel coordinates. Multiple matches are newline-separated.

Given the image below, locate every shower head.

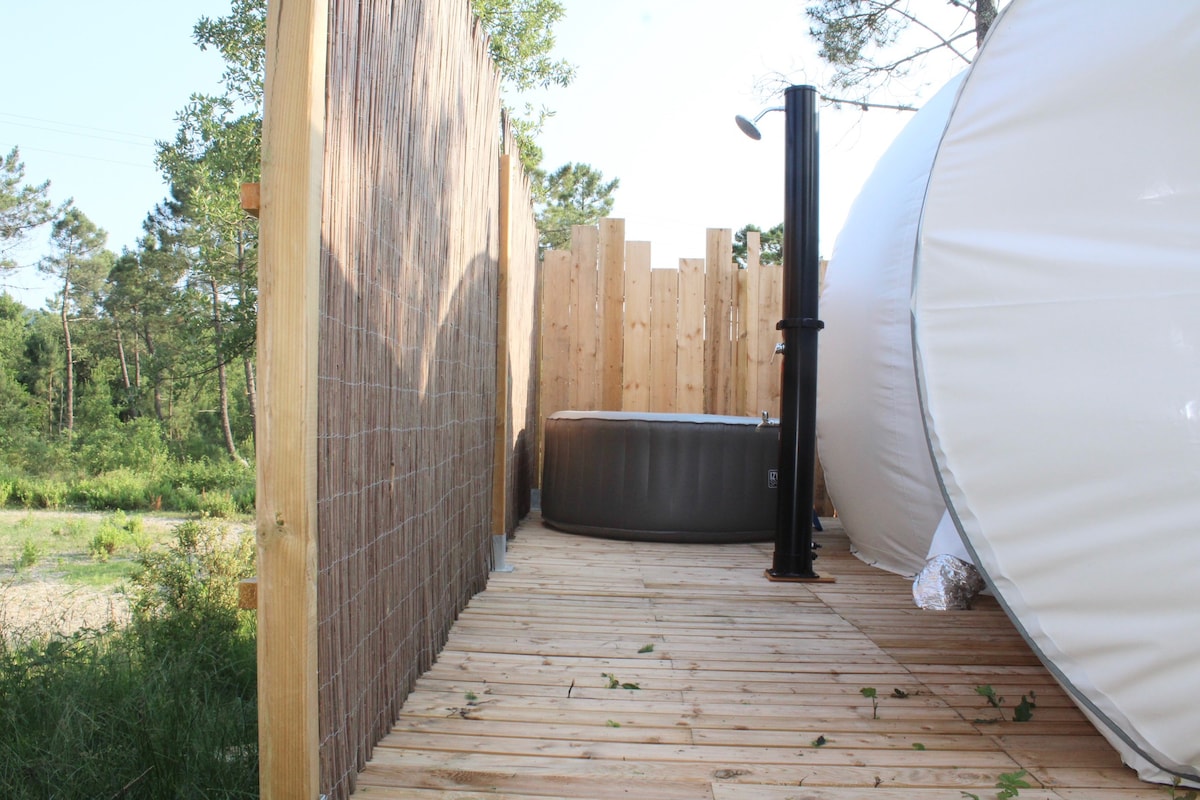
left=734, top=106, right=783, bottom=140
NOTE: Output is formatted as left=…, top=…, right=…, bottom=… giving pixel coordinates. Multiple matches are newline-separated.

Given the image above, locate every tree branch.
left=884, top=4, right=974, bottom=64
left=870, top=29, right=977, bottom=75
left=820, top=94, right=917, bottom=112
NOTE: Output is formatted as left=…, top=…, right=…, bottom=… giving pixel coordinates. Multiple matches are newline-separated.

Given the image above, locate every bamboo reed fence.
left=258, top=0, right=540, bottom=798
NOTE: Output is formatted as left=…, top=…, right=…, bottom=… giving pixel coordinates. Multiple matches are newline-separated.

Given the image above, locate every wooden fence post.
left=257, top=0, right=326, bottom=794
left=492, top=153, right=512, bottom=541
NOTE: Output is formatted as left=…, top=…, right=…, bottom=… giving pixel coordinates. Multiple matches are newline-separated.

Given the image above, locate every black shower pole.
left=768, top=84, right=823, bottom=581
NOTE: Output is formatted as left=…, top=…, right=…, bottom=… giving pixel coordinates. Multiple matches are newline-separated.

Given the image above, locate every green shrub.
left=11, top=477, right=36, bottom=508
left=2, top=450, right=255, bottom=516
left=69, top=469, right=153, bottom=511
left=88, top=529, right=119, bottom=562
left=118, top=511, right=144, bottom=539
left=232, top=480, right=256, bottom=514
left=0, top=519, right=258, bottom=797
left=77, top=418, right=169, bottom=474
left=11, top=437, right=73, bottom=477
left=168, top=458, right=246, bottom=493
left=15, top=539, right=41, bottom=570
left=109, top=510, right=149, bottom=553
left=197, top=490, right=238, bottom=519
left=130, top=519, right=256, bottom=676
left=141, top=459, right=254, bottom=515
left=153, top=482, right=201, bottom=514
left=12, top=477, right=68, bottom=509
left=86, top=511, right=149, bottom=560
left=40, top=480, right=67, bottom=510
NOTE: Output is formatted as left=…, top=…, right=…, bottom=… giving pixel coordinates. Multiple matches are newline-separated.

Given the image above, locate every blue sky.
left=2, top=0, right=230, bottom=306
left=2, top=0, right=960, bottom=307
left=510, top=2, right=967, bottom=268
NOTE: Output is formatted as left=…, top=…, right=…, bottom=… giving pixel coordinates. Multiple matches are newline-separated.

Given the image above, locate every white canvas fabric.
left=816, top=75, right=962, bottom=577
left=912, top=0, right=1200, bottom=785
left=926, top=510, right=969, bottom=565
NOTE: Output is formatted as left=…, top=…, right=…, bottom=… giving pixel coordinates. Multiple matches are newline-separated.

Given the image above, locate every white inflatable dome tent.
left=816, top=75, right=962, bottom=578
left=819, top=0, right=1200, bottom=787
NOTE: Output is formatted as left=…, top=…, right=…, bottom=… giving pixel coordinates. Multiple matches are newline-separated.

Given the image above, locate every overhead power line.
left=0, top=140, right=156, bottom=171
left=0, top=112, right=160, bottom=144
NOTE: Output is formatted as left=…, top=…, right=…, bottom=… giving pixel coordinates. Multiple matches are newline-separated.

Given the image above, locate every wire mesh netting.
left=314, top=0, right=529, bottom=796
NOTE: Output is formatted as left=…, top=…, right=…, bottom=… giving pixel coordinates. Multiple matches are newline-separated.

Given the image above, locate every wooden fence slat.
left=650, top=268, right=678, bottom=413
left=622, top=241, right=652, bottom=411
left=704, top=228, right=734, bottom=415
left=757, top=262, right=783, bottom=418
left=716, top=228, right=735, bottom=415
left=678, top=257, right=706, bottom=414
left=570, top=225, right=599, bottom=410
left=540, top=250, right=572, bottom=423
left=703, top=231, right=720, bottom=414
left=735, top=265, right=749, bottom=416
left=598, top=218, right=626, bottom=410
left=743, top=231, right=762, bottom=416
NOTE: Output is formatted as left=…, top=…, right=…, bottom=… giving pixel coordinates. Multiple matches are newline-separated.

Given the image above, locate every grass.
left=58, top=558, right=139, bottom=587
left=1, top=511, right=125, bottom=561
left=0, top=509, right=250, bottom=590
left=0, top=518, right=258, bottom=799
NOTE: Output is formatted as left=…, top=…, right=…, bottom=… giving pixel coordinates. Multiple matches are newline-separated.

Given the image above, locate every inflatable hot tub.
left=541, top=410, right=778, bottom=543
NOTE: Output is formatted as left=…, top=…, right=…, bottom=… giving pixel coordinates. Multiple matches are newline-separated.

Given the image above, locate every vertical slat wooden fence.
left=540, top=220, right=784, bottom=421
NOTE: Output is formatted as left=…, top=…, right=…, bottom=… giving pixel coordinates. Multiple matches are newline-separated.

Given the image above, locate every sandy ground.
left=0, top=510, right=251, bottom=643
left=0, top=577, right=131, bottom=640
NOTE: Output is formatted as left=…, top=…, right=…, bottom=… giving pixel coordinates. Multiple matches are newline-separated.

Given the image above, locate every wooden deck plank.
left=373, top=731, right=1026, bottom=768
left=414, top=674, right=1064, bottom=698
left=395, top=705, right=1089, bottom=738
left=709, top=788, right=1067, bottom=800
left=362, top=750, right=1022, bottom=788
left=350, top=515, right=1158, bottom=799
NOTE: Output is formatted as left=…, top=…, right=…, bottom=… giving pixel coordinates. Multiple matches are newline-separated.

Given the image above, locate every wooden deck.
left=352, top=514, right=1161, bottom=800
